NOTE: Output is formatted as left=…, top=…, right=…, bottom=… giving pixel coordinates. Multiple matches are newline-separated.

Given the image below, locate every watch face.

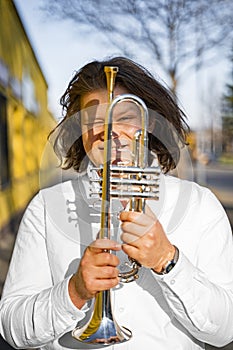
left=165, top=261, right=176, bottom=274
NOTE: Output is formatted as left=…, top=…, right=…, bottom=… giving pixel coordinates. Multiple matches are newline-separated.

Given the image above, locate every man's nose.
left=112, top=121, right=123, bottom=137
left=99, top=130, right=119, bottom=142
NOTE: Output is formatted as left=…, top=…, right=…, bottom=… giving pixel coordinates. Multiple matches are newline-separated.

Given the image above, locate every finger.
left=93, top=252, right=120, bottom=267
left=93, top=277, right=120, bottom=292
left=122, top=244, right=138, bottom=261
left=90, top=239, right=122, bottom=251
left=121, top=218, right=155, bottom=236
left=121, top=221, right=145, bottom=236
left=80, top=273, right=120, bottom=297
left=120, top=210, right=156, bottom=227
left=121, top=231, right=141, bottom=244
left=96, top=266, right=119, bottom=279
left=120, top=210, right=143, bottom=223
left=119, top=205, right=158, bottom=222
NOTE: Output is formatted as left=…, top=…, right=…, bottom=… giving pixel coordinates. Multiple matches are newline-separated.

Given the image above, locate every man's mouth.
left=98, top=144, right=130, bottom=151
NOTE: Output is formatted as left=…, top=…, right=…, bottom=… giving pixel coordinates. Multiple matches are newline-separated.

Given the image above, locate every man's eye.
left=83, top=118, right=104, bottom=126
left=117, top=115, right=139, bottom=123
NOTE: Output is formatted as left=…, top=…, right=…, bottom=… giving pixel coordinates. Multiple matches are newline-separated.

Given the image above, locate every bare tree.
left=41, top=0, right=233, bottom=92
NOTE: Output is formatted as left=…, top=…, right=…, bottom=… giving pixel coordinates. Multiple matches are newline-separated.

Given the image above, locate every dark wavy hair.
left=50, top=56, right=189, bottom=173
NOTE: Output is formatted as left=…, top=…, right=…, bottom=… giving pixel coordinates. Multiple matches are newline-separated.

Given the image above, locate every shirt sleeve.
left=0, top=192, right=90, bottom=349
left=153, top=189, right=233, bottom=347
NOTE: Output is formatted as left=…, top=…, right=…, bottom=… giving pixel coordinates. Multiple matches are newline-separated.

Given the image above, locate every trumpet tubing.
left=72, top=66, right=160, bottom=345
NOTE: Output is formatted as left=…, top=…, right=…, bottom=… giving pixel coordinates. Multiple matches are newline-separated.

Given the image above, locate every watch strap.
left=152, top=246, right=179, bottom=275
left=161, top=246, right=179, bottom=274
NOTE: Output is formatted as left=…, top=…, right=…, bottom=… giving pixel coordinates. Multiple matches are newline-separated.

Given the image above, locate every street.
left=195, top=162, right=233, bottom=229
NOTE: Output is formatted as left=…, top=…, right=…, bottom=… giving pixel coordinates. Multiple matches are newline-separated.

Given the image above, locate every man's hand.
left=69, top=239, right=121, bottom=309
left=120, top=205, right=175, bottom=273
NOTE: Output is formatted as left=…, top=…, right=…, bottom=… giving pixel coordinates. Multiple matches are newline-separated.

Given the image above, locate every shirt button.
left=71, top=316, right=77, bottom=320
left=119, top=307, right=124, bottom=313
left=170, top=279, right=175, bottom=285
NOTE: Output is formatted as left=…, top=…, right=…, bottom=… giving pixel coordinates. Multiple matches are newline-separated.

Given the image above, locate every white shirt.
left=1, top=173, right=233, bottom=350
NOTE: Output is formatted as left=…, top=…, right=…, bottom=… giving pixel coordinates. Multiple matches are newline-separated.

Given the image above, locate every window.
left=0, top=94, right=10, bottom=188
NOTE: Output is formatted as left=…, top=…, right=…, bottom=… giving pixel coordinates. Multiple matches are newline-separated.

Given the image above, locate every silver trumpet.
left=72, top=66, right=160, bottom=345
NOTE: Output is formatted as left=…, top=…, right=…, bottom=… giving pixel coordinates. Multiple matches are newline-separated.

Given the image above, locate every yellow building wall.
left=0, top=0, right=56, bottom=230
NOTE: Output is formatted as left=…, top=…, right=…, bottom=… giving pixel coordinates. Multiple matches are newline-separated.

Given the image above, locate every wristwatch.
left=154, top=246, right=179, bottom=275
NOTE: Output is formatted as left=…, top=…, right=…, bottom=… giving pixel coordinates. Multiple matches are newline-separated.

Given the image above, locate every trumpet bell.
left=72, top=291, right=132, bottom=345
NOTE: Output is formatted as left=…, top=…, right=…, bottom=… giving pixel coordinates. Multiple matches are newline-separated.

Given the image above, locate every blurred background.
left=0, top=1, right=232, bottom=349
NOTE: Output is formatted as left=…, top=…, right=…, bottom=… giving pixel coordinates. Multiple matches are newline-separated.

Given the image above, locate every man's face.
left=81, top=87, right=142, bottom=166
